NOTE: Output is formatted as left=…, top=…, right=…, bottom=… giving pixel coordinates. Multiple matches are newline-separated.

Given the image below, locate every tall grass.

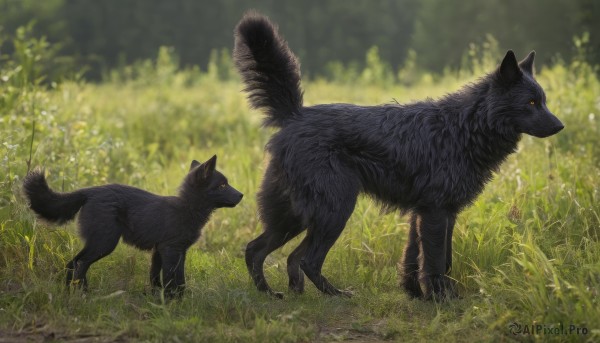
left=1, top=32, right=599, bottom=341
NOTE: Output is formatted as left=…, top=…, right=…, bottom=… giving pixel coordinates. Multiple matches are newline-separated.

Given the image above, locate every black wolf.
left=23, top=156, right=243, bottom=297
left=234, top=12, right=563, bottom=300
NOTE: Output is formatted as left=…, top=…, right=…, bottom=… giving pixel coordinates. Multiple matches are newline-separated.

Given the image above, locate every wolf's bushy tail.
left=23, top=169, right=87, bottom=224
left=233, top=11, right=303, bottom=128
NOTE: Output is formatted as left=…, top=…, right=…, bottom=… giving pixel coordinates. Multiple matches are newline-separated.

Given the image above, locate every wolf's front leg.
left=150, top=248, right=162, bottom=295
left=444, top=216, right=456, bottom=275
left=416, top=208, right=458, bottom=300
left=160, top=248, right=186, bottom=298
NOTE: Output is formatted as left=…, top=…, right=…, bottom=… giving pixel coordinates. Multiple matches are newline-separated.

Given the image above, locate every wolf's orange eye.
left=529, top=100, right=535, bottom=105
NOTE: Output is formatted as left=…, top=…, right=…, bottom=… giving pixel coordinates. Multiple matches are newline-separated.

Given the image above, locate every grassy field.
left=1, top=45, right=600, bottom=342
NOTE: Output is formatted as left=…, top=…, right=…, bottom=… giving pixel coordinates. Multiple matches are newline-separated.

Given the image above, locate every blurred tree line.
left=0, top=0, right=598, bottom=80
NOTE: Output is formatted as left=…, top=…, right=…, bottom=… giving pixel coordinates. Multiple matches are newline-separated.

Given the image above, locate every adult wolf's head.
left=487, top=50, right=564, bottom=138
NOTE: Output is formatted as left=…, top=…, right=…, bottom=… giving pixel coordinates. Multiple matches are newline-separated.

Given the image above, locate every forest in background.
left=1, top=0, right=599, bottom=80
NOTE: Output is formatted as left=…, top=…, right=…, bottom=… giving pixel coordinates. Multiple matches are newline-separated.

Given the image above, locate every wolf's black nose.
left=552, top=124, right=564, bottom=135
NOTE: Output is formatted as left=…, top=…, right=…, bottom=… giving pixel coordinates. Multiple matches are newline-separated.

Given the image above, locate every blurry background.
left=1, top=0, right=598, bottom=80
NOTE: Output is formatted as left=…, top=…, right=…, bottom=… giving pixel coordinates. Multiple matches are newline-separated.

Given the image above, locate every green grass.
left=1, top=55, right=600, bottom=342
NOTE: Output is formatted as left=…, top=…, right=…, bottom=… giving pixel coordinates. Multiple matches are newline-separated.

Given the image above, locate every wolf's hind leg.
left=246, top=166, right=305, bottom=298
left=69, top=231, right=120, bottom=291
left=246, top=222, right=304, bottom=298
left=401, top=213, right=423, bottom=298
left=67, top=206, right=123, bottom=291
left=299, top=185, right=358, bottom=297
left=287, top=236, right=309, bottom=293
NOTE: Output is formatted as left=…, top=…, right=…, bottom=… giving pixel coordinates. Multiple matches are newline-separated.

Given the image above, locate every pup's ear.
left=190, top=160, right=201, bottom=171
left=200, top=155, right=217, bottom=179
left=497, top=50, right=522, bottom=85
left=518, top=50, right=535, bottom=76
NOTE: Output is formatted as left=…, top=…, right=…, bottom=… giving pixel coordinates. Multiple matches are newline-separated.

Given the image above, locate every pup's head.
left=182, top=155, right=243, bottom=208
left=488, top=50, right=564, bottom=138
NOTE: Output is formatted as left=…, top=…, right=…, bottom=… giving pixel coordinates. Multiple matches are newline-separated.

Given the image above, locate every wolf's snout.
left=533, top=111, right=564, bottom=138
left=548, top=114, right=564, bottom=136
left=231, top=191, right=243, bottom=206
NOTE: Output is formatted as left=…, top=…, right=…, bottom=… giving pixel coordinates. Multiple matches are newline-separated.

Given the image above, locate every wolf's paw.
left=267, top=289, right=285, bottom=299
left=338, top=288, right=354, bottom=298
left=421, top=274, right=458, bottom=301
left=289, top=284, right=304, bottom=294
left=288, top=276, right=305, bottom=294
left=401, top=273, right=424, bottom=298
left=324, top=287, right=354, bottom=298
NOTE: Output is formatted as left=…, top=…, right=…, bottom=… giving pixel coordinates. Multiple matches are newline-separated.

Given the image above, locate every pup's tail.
left=233, top=11, right=303, bottom=128
left=23, top=169, right=87, bottom=224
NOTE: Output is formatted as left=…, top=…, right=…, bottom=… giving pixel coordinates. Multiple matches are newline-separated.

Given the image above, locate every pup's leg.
left=70, top=234, right=120, bottom=291
left=416, top=208, right=458, bottom=300
left=69, top=207, right=122, bottom=291
left=65, top=251, right=86, bottom=287
left=287, top=236, right=309, bottom=293
left=150, top=248, right=162, bottom=293
left=400, top=213, right=423, bottom=298
left=71, top=251, right=91, bottom=290
left=246, top=168, right=304, bottom=298
left=159, top=248, right=186, bottom=298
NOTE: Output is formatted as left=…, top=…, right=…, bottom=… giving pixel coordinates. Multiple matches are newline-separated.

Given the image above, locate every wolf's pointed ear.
left=498, top=50, right=522, bottom=85
left=518, top=50, right=535, bottom=76
left=200, top=155, right=217, bottom=179
left=190, top=160, right=201, bottom=171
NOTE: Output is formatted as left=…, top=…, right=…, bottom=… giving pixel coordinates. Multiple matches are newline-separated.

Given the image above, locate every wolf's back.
left=23, top=170, right=87, bottom=224
left=233, top=11, right=303, bottom=128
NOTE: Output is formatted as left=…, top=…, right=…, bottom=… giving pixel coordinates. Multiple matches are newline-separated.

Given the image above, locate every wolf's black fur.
left=234, top=12, right=564, bottom=300
left=23, top=156, right=243, bottom=297
left=234, top=13, right=303, bottom=128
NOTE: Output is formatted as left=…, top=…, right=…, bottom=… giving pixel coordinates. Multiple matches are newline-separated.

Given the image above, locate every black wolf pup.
left=23, top=155, right=243, bottom=297
left=234, top=12, right=563, bottom=300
